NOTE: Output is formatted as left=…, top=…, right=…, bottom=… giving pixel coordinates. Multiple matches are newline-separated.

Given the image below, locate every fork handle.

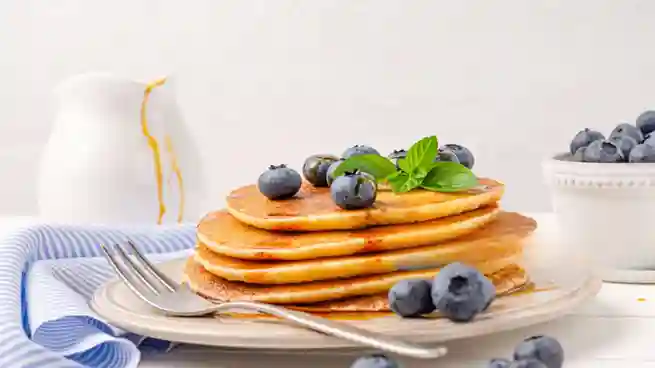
left=213, top=301, right=447, bottom=360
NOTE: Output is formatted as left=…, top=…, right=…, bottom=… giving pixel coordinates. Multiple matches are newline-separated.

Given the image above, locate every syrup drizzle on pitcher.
left=141, top=77, right=185, bottom=224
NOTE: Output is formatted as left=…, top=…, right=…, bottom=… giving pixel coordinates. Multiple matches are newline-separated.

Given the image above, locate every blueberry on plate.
left=609, top=122, right=644, bottom=143
left=257, top=165, right=302, bottom=200
left=487, top=358, right=512, bottom=368
left=431, top=262, right=496, bottom=322
left=302, top=154, right=339, bottom=187
left=388, top=149, right=407, bottom=168
left=441, top=144, right=475, bottom=169
left=583, top=140, right=624, bottom=163
left=388, top=279, right=435, bottom=317
left=342, top=145, right=380, bottom=159
left=571, top=147, right=586, bottom=162
left=435, top=148, right=460, bottom=163
left=509, top=359, right=548, bottom=368
left=513, top=335, right=564, bottom=368
left=330, top=170, right=377, bottom=210
left=636, top=110, right=655, bottom=135
left=628, top=143, right=655, bottom=163
left=609, top=135, right=637, bottom=159
left=569, top=128, right=604, bottom=155
left=350, top=354, right=399, bottom=368
left=325, top=158, right=345, bottom=186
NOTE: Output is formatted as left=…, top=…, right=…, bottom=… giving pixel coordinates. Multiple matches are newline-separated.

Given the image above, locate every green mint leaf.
left=420, top=162, right=478, bottom=192
left=386, top=172, right=421, bottom=193
left=333, top=154, right=397, bottom=181
left=397, top=158, right=411, bottom=173
left=404, top=136, right=438, bottom=173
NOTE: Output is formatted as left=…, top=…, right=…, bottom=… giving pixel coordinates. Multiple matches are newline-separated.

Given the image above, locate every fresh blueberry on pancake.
left=388, top=279, right=435, bottom=317
left=430, top=262, right=495, bottom=322
left=435, top=147, right=460, bottom=163
left=513, top=335, right=564, bottom=368
left=387, top=149, right=407, bottom=168
left=569, top=128, right=604, bottom=155
left=350, top=354, right=399, bottom=368
left=326, top=158, right=345, bottom=186
left=629, top=143, right=655, bottom=162
left=342, top=145, right=380, bottom=159
left=330, top=170, right=377, bottom=210
left=509, top=359, right=548, bottom=368
left=609, top=135, right=637, bottom=159
left=487, top=358, right=512, bottom=368
left=441, top=143, right=475, bottom=169
left=609, top=122, right=644, bottom=144
left=302, top=154, right=339, bottom=187
left=256, top=164, right=302, bottom=200
left=583, top=140, right=624, bottom=163
left=637, top=110, right=655, bottom=136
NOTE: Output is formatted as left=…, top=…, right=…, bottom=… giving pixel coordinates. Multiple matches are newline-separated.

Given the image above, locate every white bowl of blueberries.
left=543, top=110, right=655, bottom=278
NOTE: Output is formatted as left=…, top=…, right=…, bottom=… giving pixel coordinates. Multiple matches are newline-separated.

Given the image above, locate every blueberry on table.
left=435, top=148, right=460, bottom=163
left=583, top=140, right=624, bottom=162
left=609, top=135, right=637, bottom=159
left=569, top=128, right=605, bottom=155
left=628, top=143, right=655, bottom=163
left=431, top=262, right=496, bottom=322
left=387, top=149, right=407, bottom=168
left=609, top=122, right=643, bottom=143
left=302, top=154, right=339, bottom=187
left=637, top=110, right=655, bottom=135
left=513, top=335, right=564, bottom=368
left=326, top=158, right=345, bottom=186
left=350, top=354, right=399, bottom=368
left=330, top=170, right=377, bottom=210
left=257, top=165, right=302, bottom=200
left=342, top=145, right=380, bottom=159
left=488, top=358, right=512, bottom=368
left=509, top=359, right=548, bottom=368
left=388, top=279, right=435, bottom=317
left=441, top=144, right=475, bottom=169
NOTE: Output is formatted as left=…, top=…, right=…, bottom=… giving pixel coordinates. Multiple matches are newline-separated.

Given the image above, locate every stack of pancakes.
left=184, top=178, right=537, bottom=316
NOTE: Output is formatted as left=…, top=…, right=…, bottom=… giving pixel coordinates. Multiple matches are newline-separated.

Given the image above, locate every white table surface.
left=5, top=215, right=655, bottom=367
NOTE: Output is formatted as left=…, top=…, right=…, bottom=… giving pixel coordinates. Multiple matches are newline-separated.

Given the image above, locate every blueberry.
left=388, top=279, right=435, bottom=317
left=326, top=158, right=345, bottom=186
left=302, top=154, right=339, bottom=187
left=637, top=110, right=655, bottom=135
left=257, top=165, right=302, bottom=200
left=488, top=358, right=512, bottom=368
left=509, top=359, right=548, bottom=368
left=388, top=149, right=407, bottom=168
left=569, top=128, right=605, bottom=155
left=349, top=354, right=399, bottom=368
left=431, top=262, right=495, bottom=322
left=513, top=335, right=564, bottom=368
left=342, top=145, right=380, bottom=159
left=441, top=144, right=475, bottom=169
left=330, top=171, right=377, bottom=210
left=609, top=135, right=637, bottom=159
left=628, top=143, right=655, bottom=163
left=644, top=133, right=655, bottom=146
left=583, top=140, right=624, bottom=163
left=435, top=148, right=460, bottom=163
left=571, top=147, right=586, bottom=162
left=609, top=122, right=643, bottom=143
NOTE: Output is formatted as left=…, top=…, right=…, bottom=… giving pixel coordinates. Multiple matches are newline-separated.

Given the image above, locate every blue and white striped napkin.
left=0, top=222, right=197, bottom=368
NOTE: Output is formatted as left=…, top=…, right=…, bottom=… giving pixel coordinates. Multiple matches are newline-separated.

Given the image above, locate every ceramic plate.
left=90, top=215, right=601, bottom=350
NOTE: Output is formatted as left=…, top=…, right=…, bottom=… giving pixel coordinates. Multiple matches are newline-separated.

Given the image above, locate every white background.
left=2, top=0, right=655, bottom=215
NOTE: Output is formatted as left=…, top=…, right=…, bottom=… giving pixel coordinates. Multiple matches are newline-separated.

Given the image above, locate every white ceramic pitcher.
left=37, top=72, right=206, bottom=225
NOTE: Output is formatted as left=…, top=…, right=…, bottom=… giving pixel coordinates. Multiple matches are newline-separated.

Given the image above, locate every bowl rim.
left=547, top=152, right=655, bottom=166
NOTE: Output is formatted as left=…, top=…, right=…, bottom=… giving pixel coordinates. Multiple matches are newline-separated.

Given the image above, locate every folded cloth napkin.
left=0, top=223, right=196, bottom=368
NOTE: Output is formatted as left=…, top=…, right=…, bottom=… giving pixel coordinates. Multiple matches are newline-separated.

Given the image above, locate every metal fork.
left=99, top=241, right=448, bottom=360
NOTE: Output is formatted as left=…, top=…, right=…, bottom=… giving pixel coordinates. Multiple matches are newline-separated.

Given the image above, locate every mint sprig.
left=331, top=135, right=478, bottom=193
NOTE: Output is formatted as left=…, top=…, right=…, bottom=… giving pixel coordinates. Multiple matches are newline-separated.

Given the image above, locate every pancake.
left=198, top=206, right=500, bottom=261
left=194, top=212, right=535, bottom=284
left=226, top=178, right=504, bottom=231
left=184, top=254, right=520, bottom=305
